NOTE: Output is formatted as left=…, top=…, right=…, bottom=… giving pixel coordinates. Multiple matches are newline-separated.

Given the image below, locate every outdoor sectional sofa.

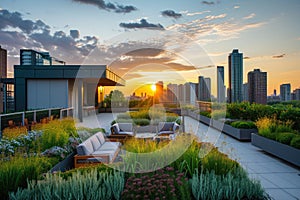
left=74, top=132, right=121, bottom=168
left=111, top=122, right=180, bottom=136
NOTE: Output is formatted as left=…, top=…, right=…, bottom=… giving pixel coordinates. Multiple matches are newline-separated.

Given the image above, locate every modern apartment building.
left=217, top=66, right=226, bottom=103
left=228, top=49, right=243, bottom=103
left=248, top=69, right=267, bottom=104
left=20, top=49, right=65, bottom=66
left=0, top=46, right=7, bottom=113
left=15, top=49, right=124, bottom=121
left=280, top=83, right=291, bottom=102
left=292, top=88, right=300, bottom=101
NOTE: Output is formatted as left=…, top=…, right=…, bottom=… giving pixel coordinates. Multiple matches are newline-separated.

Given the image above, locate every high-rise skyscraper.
left=198, top=76, right=211, bottom=101
left=280, top=83, right=291, bottom=102
left=0, top=46, right=8, bottom=113
left=167, top=83, right=178, bottom=103
left=248, top=69, right=267, bottom=104
left=228, top=49, right=243, bottom=103
left=217, top=66, right=225, bottom=103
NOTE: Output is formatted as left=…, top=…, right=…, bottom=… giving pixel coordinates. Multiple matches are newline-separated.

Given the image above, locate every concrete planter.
left=181, top=109, right=189, bottom=116
left=50, top=152, right=76, bottom=173
left=188, top=110, right=200, bottom=121
left=199, top=115, right=211, bottom=126
left=251, top=133, right=300, bottom=167
left=212, top=119, right=256, bottom=141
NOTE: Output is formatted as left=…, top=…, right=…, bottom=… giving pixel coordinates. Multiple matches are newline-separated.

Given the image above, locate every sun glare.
left=151, top=84, right=156, bottom=92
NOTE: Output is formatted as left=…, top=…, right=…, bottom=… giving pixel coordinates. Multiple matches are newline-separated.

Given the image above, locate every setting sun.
left=151, top=84, right=156, bottom=92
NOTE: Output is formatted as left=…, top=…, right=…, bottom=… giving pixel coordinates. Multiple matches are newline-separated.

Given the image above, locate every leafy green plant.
left=0, top=156, right=57, bottom=200
left=200, top=111, right=211, bottom=118
left=10, top=169, right=124, bottom=200
left=191, top=169, right=269, bottom=200
left=133, top=118, right=150, bottom=126
left=290, top=136, right=300, bottom=149
left=230, top=121, right=257, bottom=129
left=276, top=132, right=296, bottom=145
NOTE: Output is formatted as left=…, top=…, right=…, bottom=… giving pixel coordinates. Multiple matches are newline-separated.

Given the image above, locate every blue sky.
left=0, top=0, right=299, bottom=95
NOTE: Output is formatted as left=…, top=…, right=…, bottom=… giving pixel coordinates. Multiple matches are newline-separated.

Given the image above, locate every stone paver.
left=79, top=113, right=300, bottom=200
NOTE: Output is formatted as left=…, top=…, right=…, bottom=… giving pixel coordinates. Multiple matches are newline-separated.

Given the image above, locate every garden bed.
left=251, top=133, right=300, bottom=167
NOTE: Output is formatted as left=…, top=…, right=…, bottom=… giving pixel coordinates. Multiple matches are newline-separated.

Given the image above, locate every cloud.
left=125, top=48, right=165, bottom=57
left=70, top=29, right=79, bottom=38
left=0, top=8, right=102, bottom=69
left=0, top=9, right=50, bottom=34
left=234, top=5, right=240, bottom=9
left=272, top=54, right=285, bottom=59
left=297, top=37, right=300, bottom=41
left=167, top=14, right=265, bottom=43
left=72, top=0, right=137, bottom=13
left=243, top=56, right=251, bottom=59
left=161, top=10, right=182, bottom=19
left=202, top=1, right=215, bottom=5
left=186, top=10, right=211, bottom=16
left=119, top=19, right=164, bottom=30
left=243, top=13, right=256, bottom=20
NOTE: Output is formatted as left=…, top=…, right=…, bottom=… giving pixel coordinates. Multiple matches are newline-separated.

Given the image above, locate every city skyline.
left=0, top=0, right=299, bottom=96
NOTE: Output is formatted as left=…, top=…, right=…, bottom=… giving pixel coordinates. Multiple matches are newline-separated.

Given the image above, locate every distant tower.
left=217, top=66, right=225, bottom=103
left=248, top=69, right=267, bottom=104
left=274, top=89, right=277, bottom=96
left=155, top=81, right=163, bottom=103
left=167, top=83, right=178, bottom=103
left=198, top=76, right=211, bottom=101
left=228, top=49, right=243, bottom=103
left=280, top=83, right=291, bottom=102
left=0, top=46, right=7, bottom=113
left=243, top=83, right=249, bottom=102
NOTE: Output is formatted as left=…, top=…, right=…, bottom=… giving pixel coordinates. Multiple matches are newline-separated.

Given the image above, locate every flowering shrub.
left=122, top=167, right=191, bottom=200
left=2, top=126, right=27, bottom=140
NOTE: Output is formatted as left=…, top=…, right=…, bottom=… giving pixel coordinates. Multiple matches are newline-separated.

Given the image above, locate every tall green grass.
left=9, top=169, right=124, bottom=200
left=0, top=156, right=57, bottom=200
left=191, top=169, right=269, bottom=200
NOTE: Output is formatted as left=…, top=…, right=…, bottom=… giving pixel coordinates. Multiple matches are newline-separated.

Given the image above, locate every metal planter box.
left=212, top=119, right=256, bottom=141
left=50, top=152, right=76, bottom=173
left=251, top=133, right=300, bottom=167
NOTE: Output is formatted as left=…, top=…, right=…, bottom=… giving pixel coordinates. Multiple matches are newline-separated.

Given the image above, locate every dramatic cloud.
left=202, top=1, right=215, bottom=5
left=0, top=8, right=101, bottom=70
left=272, top=54, right=285, bottom=59
left=70, top=30, right=79, bottom=38
left=72, top=0, right=137, bottom=13
left=0, top=9, right=49, bottom=34
left=161, top=10, right=182, bottom=19
left=119, top=19, right=164, bottom=30
left=243, top=13, right=256, bottom=20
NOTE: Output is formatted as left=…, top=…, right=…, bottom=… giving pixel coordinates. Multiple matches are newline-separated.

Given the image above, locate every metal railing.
left=0, top=107, right=74, bottom=132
